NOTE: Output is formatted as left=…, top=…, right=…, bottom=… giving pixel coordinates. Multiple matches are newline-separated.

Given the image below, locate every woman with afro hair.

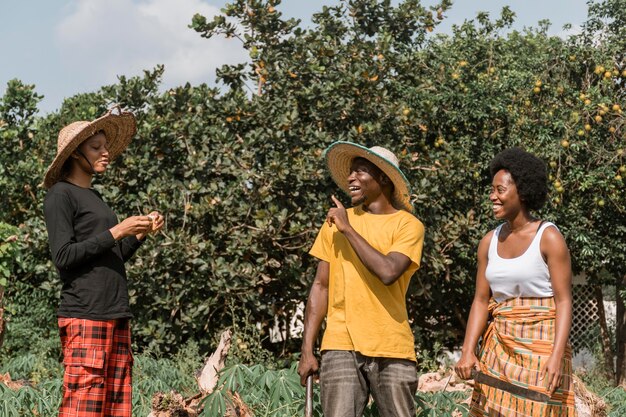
left=455, top=147, right=576, bottom=416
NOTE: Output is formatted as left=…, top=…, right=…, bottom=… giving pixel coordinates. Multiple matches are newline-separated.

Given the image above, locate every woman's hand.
left=136, top=211, right=164, bottom=240
left=146, top=211, right=164, bottom=233
left=539, top=353, right=563, bottom=396
left=110, top=216, right=152, bottom=240
left=455, top=351, right=480, bottom=380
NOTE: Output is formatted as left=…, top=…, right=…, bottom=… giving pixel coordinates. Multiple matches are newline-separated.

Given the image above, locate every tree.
left=1, top=0, right=625, bottom=386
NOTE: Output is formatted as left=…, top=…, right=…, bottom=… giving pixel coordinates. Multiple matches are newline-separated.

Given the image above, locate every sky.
left=1, top=0, right=588, bottom=115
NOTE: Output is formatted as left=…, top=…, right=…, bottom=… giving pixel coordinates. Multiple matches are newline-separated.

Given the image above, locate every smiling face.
left=489, top=169, right=524, bottom=220
left=347, top=157, right=388, bottom=206
left=73, top=132, right=110, bottom=175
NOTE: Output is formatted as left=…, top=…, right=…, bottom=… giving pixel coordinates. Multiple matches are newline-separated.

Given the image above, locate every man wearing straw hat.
left=298, top=141, right=425, bottom=417
left=43, top=107, right=164, bottom=417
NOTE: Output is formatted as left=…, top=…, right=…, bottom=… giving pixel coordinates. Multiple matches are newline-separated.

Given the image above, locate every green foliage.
left=132, top=347, right=202, bottom=416
left=201, top=363, right=306, bottom=416
left=416, top=391, right=470, bottom=417
left=0, top=347, right=202, bottom=417
left=201, top=362, right=470, bottom=416
left=602, top=386, right=626, bottom=416
left=1, top=0, right=625, bottom=362
left=0, top=223, right=19, bottom=286
left=227, top=306, right=276, bottom=366
left=0, top=380, right=62, bottom=417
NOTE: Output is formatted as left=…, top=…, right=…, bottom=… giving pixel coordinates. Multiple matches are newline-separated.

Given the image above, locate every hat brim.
left=324, top=141, right=413, bottom=212
left=43, top=111, right=136, bottom=188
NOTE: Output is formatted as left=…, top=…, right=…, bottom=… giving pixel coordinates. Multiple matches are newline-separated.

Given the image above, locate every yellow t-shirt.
left=309, top=205, right=425, bottom=361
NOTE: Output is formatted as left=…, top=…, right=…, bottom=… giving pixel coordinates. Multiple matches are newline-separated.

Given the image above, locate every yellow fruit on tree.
left=584, top=99, right=592, bottom=106
left=595, top=115, right=602, bottom=123
left=613, top=104, right=621, bottom=111
left=577, top=130, right=585, bottom=136
left=533, top=87, right=540, bottom=94
left=549, top=161, right=557, bottom=168
left=584, top=124, right=592, bottom=131
left=554, top=180, right=562, bottom=188
left=561, top=139, right=570, bottom=148
left=619, top=165, right=626, bottom=173
left=535, top=80, right=542, bottom=87
left=604, top=71, right=612, bottom=78
left=609, top=127, right=616, bottom=133
left=594, top=65, right=604, bottom=74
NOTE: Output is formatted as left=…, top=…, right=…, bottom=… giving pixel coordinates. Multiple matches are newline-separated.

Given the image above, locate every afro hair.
left=489, top=147, right=548, bottom=211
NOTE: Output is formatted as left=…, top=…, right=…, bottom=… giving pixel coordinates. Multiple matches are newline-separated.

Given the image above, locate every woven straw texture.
left=324, top=141, right=413, bottom=212
left=43, top=109, right=136, bottom=188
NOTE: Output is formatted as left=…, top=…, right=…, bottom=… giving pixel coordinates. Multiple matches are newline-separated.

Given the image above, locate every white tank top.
left=485, top=222, right=555, bottom=302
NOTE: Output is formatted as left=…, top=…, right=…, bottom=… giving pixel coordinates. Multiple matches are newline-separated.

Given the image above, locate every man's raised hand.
left=326, top=195, right=351, bottom=233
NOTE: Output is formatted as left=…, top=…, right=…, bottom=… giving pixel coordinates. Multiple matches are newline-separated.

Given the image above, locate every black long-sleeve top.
left=43, top=181, right=143, bottom=319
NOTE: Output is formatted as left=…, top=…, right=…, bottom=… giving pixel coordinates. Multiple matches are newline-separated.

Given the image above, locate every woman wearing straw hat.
left=298, top=141, right=425, bottom=417
left=43, top=108, right=163, bottom=417
left=455, top=148, right=575, bottom=416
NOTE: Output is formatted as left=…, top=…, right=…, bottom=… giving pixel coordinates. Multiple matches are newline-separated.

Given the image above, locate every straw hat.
left=43, top=106, right=136, bottom=188
left=324, top=141, right=413, bottom=212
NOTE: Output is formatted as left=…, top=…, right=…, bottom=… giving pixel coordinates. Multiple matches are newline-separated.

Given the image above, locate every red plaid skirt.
left=58, top=318, right=133, bottom=417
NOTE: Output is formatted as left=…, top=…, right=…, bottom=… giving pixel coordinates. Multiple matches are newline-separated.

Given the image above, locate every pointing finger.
left=331, top=195, right=343, bottom=208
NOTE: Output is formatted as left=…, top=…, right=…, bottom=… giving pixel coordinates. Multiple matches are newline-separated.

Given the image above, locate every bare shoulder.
left=540, top=222, right=569, bottom=258
left=540, top=223, right=567, bottom=246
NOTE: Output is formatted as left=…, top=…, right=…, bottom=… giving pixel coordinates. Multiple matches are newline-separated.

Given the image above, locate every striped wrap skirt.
left=469, top=297, right=576, bottom=417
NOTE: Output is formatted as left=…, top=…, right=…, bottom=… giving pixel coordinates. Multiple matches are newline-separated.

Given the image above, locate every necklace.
left=507, top=219, right=535, bottom=233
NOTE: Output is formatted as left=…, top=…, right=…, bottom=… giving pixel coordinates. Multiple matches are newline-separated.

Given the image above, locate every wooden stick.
left=304, top=374, right=313, bottom=417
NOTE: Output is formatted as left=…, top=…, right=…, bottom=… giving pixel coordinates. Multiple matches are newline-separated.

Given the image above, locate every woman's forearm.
left=552, top=296, right=572, bottom=358
left=461, top=297, right=490, bottom=354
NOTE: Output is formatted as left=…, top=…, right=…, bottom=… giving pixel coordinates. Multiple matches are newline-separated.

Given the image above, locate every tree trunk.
left=593, top=285, right=616, bottom=382
left=616, top=275, right=626, bottom=386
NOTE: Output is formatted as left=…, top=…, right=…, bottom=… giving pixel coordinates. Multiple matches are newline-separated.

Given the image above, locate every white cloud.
left=56, top=0, right=248, bottom=89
